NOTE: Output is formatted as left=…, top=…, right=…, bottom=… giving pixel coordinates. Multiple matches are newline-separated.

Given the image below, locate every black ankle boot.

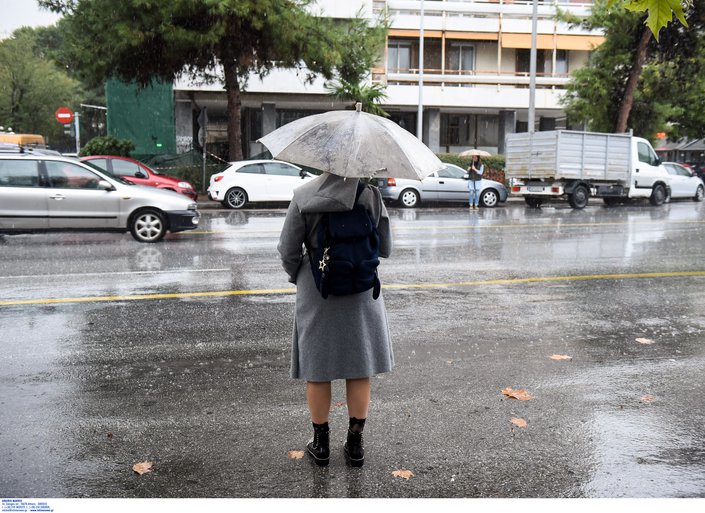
left=307, top=422, right=330, bottom=467
left=344, top=418, right=365, bottom=467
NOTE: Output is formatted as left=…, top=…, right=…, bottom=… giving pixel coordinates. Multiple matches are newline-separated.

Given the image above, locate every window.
left=447, top=43, right=475, bottom=73
left=46, top=161, right=101, bottom=189
left=111, top=159, right=142, bottom=177
left=237, top=164, right=264, bottom=174
left=388, top=41, right=412, bottom=72
left=88, top=158, right=109, bottom=171
left=554, top=50, right=568, bottom=75
left=637, top=142, right=658, bottom=166
left=438, top=165, right=465, bottom=179
left=265, top=163, right=300, bottom=177
left=0, top=160, right=39, bottom=187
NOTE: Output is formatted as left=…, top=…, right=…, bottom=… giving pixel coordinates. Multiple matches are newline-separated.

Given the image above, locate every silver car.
left=0, top=154, right=200, bottom=242
left=377, top=163, right=508, bottom=208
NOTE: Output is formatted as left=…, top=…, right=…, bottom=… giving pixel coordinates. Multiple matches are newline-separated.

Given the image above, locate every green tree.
left=39, top=0, right=387, bottom=161
left=560, top=0, right=705, bottom=139
left=0, top=27, right=82, bottom=146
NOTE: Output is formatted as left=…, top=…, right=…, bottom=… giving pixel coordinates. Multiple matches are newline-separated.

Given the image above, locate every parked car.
left=0, top=154, right=200, bottom=242
left=0, top=142, right=62, bottom=156
left=662, top=162, right=704, bottom=201
left=80, top=155, right=198, bottom=201
left=377, top=163, right=508, bottom=208
left=207, top=159, right=315, bottom=209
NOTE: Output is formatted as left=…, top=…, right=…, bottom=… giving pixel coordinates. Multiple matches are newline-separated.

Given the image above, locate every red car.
left=80, top=155, right=198, bottom=201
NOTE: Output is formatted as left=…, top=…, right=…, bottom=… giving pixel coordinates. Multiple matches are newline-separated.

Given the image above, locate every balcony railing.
left=373, top=67, right=570, bottom=88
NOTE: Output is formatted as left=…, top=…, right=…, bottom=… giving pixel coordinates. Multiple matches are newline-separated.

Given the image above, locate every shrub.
left=80, top=136, right=135, bottom=157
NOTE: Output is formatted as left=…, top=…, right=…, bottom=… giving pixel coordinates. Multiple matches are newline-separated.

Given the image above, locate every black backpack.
left=305, top=183, right=381, bottom=299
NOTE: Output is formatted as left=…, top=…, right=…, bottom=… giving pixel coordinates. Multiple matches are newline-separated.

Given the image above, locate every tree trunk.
left=223, top=59, right=243, bottom=162
left=615, top=25, right=652, bottom=134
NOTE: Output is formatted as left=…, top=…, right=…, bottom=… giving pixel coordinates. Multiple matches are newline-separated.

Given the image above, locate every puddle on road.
left=583, top=408, right=705, bottom=497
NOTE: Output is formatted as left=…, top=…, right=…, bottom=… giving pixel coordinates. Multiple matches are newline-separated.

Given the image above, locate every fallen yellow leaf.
left=392, top=469, right=415, bottom=480
left=641, top=395, right=657, bottom=403
left=501, top=387, right=534, bottom=401
left=511, top=418, right=527, bottom=428
left=287, top=450, right=305, bottom=460
left=549, top=354, right=572, bottom=360
left=636, top=338, right=656, bottom=345
left=132, top=461, right=153, bottom=475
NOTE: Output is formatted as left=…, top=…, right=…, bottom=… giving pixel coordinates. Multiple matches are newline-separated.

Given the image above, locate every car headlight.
left=178, top=182, right=193, bottom=189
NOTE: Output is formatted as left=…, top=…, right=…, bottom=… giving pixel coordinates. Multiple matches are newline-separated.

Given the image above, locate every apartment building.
left=173, top=0, right=603, bottom=158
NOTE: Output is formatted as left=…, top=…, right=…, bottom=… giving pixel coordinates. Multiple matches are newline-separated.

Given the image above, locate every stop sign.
left=55, top=107, right=74, bottom=124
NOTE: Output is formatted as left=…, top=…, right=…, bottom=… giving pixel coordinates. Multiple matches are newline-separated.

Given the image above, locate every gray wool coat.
left=277, top=173, right=394, bottom=381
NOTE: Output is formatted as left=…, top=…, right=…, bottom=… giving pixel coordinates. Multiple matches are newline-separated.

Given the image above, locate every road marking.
left=1, top=270, right=703, bottom=307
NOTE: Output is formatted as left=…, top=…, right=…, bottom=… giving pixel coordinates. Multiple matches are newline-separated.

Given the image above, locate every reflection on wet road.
left=1, top=201, right=705, bottom=498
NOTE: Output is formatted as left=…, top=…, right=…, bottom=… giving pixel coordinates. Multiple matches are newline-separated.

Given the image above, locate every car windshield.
left=80, top=159, right=133, bottom=185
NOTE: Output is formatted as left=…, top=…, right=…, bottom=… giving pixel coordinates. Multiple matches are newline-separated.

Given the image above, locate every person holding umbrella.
left=262, top=104, right=444, bottom=468
left=467, top=154, right=485, bottom=209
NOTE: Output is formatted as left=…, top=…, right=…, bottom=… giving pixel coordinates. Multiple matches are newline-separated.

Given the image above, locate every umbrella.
left=459, top=149, right=491, bottom=157
left=258, top=103, right=444, bottom=180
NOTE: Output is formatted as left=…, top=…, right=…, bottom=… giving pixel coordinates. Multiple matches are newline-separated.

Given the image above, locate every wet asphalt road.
left=1, top=199, right=705, bottom=499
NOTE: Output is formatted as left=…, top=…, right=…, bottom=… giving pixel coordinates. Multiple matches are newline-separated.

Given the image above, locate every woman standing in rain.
left=467, top=154, right=484, bottom=209
left=277, top=173, right=394, bottom=468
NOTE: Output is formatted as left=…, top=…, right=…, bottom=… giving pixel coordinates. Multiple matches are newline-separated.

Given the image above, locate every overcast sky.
left=0, top=0, right=62, bottom=39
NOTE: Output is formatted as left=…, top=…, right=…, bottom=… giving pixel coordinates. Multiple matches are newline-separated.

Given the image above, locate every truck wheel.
left=524, top=197, right=543, bottom=208
left=649, top=184, right=666, bottom=206
left=568, top=185, right=589, bottom=209
left=399, top=189, right=420, bottom=208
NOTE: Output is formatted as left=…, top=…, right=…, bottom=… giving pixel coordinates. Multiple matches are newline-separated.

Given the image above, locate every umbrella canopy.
left=258, top=104, right=444, bottom=180
left=459, top=149, right=492, bottom=157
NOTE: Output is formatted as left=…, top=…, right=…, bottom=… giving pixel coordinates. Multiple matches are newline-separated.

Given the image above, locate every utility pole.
left=528, top=0, right=538, bottom=134
left=417, top=0, right=424, bottom=141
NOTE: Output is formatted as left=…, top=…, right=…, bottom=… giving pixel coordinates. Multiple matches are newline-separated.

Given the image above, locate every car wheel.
left=568, top=185, right=589, bottom=209
left=129, top=209, right=167, bottom=243
left=480, top=189, right=499, bottom=208
left=694, top=185, right=704, bottom=202
left=524, top=197, right=543, bottom=208
left=225, top=187, right=248, bottom=209
left=649, top=184, right=666, bottom=206
left=399, top=188, right=420, bottom=208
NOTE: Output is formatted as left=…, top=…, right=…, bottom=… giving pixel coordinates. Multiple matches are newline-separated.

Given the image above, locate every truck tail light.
left=511, top=186, right=521, bottom=192
left=552, top=186, right=561, bottom=193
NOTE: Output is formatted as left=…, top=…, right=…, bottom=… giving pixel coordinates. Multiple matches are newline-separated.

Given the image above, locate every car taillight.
left=214, top=176, right=223, bottom=182
left=387, top=178, right=396, bottom=187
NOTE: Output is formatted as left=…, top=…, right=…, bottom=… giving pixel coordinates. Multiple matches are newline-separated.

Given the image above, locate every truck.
left=505, top=130, right=671, bottom=209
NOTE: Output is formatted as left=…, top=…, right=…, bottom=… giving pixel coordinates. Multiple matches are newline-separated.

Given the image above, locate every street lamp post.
left=417, top=0, right=424, bottom=141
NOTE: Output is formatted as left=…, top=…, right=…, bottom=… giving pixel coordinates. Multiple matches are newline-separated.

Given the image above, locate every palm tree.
left=326, top=79, right=389, bottom=117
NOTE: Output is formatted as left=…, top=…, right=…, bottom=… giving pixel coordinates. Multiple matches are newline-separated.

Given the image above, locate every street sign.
left=55, top=107, right=74, bottom=124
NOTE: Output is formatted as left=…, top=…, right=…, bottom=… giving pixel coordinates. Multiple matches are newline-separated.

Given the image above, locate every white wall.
left=311, top=0, right=372, bottom=18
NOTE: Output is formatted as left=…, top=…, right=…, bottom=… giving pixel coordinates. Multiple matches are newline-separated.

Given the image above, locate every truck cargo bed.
left=505, top=130, right=632, bottom=182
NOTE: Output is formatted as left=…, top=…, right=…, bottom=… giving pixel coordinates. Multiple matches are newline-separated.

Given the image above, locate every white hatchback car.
left=662, top=162, right=704, bottom=202
left=207, top=159, right=315, bottom=209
